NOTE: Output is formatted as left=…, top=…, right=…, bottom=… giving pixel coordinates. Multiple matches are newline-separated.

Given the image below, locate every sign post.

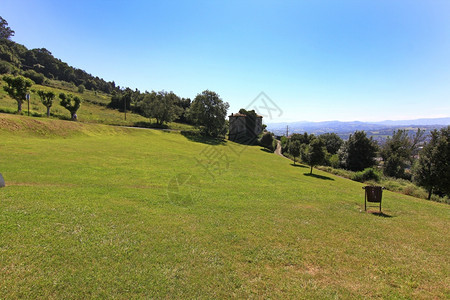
left=26, top=93, right=30, bottom=116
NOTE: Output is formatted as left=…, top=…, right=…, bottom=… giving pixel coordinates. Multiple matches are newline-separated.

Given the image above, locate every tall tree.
left=289, top=140, right=301, bottom=165
left=260, top=132, right=274, bottom=151
left=59, top=93, right=81, bottom=121
left=188, top=90, right=229, bottom=137
left=413, top=127, right=450, bottom=199
left=381, top=129, right=426, bottom=178
left=2, top=75, right=33, bottom=113
left=301, top=138, right=326, bottom=174
left=344, top=131, right=378, bottom=171
left=0, top=16, right=15, bottom=40
left=319, top=133, right=343, bottom=155
left=140, top=91, right=183, bottom=125
left=37, top=90, right=55, bottom=117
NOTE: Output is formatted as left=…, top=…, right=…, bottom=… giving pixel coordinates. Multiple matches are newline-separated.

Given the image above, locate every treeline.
left=278, top=129, right=450, bottom=201
left=0, top=17, right=118, bottom=94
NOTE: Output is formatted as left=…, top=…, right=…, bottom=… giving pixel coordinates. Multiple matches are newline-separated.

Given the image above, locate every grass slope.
left=0, top=114, right=449, bottom=298
left=0, top=79, right=194, bottom=131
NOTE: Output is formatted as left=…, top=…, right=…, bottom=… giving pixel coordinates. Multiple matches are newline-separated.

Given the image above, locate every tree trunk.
left=71, top=113, right=77, bottom=121
left=428, top=188, right=432, bottom=200
left=310, top=166, right=313, bottom=174
left=17, top=101, right=22, bottom=114
left=47, top=106, right=50, bottom=118
left=293, top=157, right=296, bottom=165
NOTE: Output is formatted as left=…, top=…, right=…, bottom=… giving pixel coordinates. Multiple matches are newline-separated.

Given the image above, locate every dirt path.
left=274, top=140, right=288, bottom=159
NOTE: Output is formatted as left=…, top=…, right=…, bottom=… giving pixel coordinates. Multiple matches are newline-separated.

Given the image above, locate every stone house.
left=228, top=112, right=263, bottom=143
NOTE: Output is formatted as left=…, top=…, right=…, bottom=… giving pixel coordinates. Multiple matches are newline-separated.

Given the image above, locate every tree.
left=413, top=127, right=450, bottom=199
left=0, top=16, right=15, bottom=40
left=289, top=140, right=301, bottom=165
left=188, top=90, right=229, bottom=137
left=301, top=138, right=326, bottom=174
left=139, top=91, right=183, bottom=125
left=260, top=132, right=274, bottom=151
left=37, top=90, right=55, bottom=117
left=59, top=93, right=81, bottom=120
left=380, top=129, right=425, bottom=178
left=319, top=133, right=343, bottom=155
left=344, top=131, right=378, bottom=171
left=2, top=75, right=33, bottom=113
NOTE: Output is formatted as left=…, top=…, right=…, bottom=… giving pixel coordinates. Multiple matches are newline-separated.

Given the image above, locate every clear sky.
left=2, top=0, right=450, bottom=123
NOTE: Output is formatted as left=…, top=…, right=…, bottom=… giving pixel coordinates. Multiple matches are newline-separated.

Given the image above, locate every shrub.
left=351, top=167, right=381, bottom=183
left=23, top=70, right=45, bottom=84
left=0, top=60, right=14, bottom=74
left=78, top=84, right=85, bottom=93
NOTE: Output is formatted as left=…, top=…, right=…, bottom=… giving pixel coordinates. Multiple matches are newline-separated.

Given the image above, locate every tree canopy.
left=139, top=91, right=183, bottom=125
left=301, top=138, right=326, bottom=174
left=189, top=90, right=229, bottom=137
left=37, top=90, right=56, bottom=117
left=0, top=16, right=14, bottom=40
left=2, top=74, right=33, bottom=113
left=59, top=93, right=81, bottom=121
left=343, top=131, right=378, bottom=171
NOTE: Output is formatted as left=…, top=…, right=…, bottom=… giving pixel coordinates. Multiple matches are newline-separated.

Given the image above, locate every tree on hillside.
left=140, top=91, right=183, bottom=125
left=301, top=138, right=326, bottom=174
left=59, top=93, right=81, bottom=121
left=319, top=133, right=343, bottom=155
left=0, top=16, right=15, bottom=40
left=343, top=131, right=378, bottom=171
left=289, top=140, right=301, bottom=165
left=2, top=75, right=33, bottom=113
left=380, top=129, right=425, bottom=179
left=413, top=127, right=450, bottom=199
left=188, top=90, right=229, bottom=137
left=260, top=132, right=274, bottom=151
left=37, top=90, right=55, bottom=117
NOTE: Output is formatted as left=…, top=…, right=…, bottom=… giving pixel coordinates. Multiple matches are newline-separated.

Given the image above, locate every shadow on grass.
left=370, top=211, right=393, bottom=218
left=291, top=163, right=308, bottom=168
left=303, top=173, right=335, bottom=181
left=134, top=121, right=169, bottom=129
left=181, top=131, right=226, bottom=145
left=260, top=148, right=273, bottom=153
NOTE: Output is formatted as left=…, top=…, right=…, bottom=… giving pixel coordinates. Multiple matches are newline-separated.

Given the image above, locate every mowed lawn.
left=0, top=114, right=449, bottom=299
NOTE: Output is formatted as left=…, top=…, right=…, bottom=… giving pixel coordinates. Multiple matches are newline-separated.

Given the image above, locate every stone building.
left=228, top=112, right=263, bottom=143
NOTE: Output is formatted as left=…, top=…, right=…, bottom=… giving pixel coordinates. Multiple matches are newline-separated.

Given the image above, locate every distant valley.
left=266, top=117, right=450, bottom=141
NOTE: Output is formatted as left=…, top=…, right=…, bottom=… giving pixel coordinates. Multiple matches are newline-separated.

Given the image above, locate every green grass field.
left=0, top=114, right=449, bottom=298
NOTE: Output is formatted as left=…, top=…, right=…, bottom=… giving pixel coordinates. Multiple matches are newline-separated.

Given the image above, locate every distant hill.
left=267, top=117, right=450, bottom=141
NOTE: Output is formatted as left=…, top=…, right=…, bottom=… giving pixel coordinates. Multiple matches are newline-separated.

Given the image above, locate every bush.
left=329, top=154, right=340, bottom=169
left=351, top=167, right=381, bottom=183
left=23, top=70, right=45, bottom=84
left=78, top=84, right=85, bottom=93
left=0, top=60, right=14, bottom=74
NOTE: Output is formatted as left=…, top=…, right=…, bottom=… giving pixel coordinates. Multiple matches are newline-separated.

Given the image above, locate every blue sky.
left=2, top=0, right=450, bottom=123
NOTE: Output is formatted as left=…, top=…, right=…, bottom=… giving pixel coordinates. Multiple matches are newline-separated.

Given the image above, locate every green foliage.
left=319, top=132, right=343, bottom=155
left=23, top=69, right=45, bottom=84
left=301, top=138, right=326, bottom=174
left=413, top=126, right=450, bottom=199
left=329, top=154, right=340, bottom=169
left=59, top=92, right=81, bottom=120
left=188, top=90, right=229, bottom=137
left=351, top=167, right=381, bottom=183
left=37, top=90, right=56, bottom=117
left=259, top=132, right=274, bottom=150
left=77, top=84, right=85, bottom=93
left=380, top=129, right=425, bottom=179
left=343, top=131, right=378, bottom=171
left=2, top=74, right=33, bottom=112
left=139, top=91, right=183, bottom=125
left=0, top=16, right=15, bottom=40
left=288, top=140, right=301, bottom=164
left=0, top=60, right=14, bottom=74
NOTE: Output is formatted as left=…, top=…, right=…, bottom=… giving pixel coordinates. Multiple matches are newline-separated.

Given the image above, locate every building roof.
left=229, top=113, right=263, bottom=118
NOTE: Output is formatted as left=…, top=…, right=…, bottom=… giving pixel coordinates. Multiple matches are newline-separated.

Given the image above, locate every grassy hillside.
left=0, top=78, right=194, bottom=131
left=0, top=114, right=449, bottom=298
